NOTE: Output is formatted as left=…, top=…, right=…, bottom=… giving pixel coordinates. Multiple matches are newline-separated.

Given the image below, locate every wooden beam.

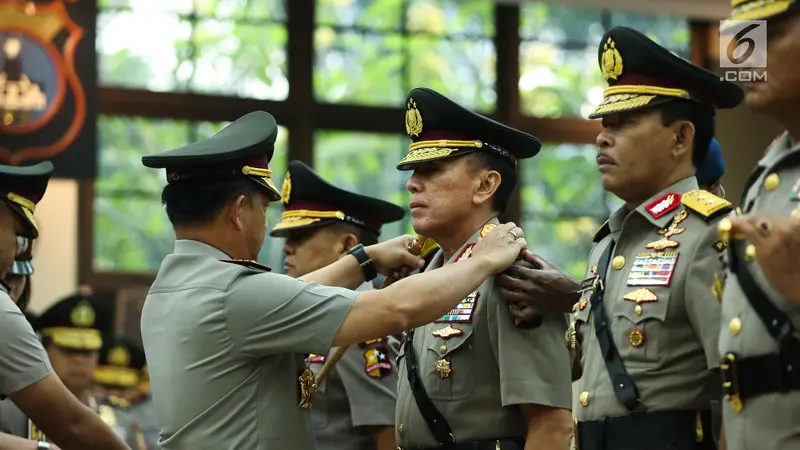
left=286, top=0, right=315, bottom=165
left=512, top=116, right=601, bottom=145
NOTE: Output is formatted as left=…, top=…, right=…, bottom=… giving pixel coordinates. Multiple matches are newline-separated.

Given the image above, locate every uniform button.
left=579, top=391, right=590, bottom=407
left=634, top=305, right=643, bottom=316
left=729, top=316, right=742, bottom=336
left=612, top=256, right=626, bottom=270
left=397, top=424, right=404, bottom=436
left=764, top=173, right=780, bottom=191
left=744, top=244, right=756, bottom=262
left=440, top=345, right=447, bottom=354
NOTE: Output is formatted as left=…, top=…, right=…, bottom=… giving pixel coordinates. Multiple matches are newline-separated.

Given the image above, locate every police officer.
left=4, top=234, right=34, bottom=312
left=0, top=162, right=128, bottom=450
left=504, top=27, right=745, bottom=449
left=392, top=87, right=573, bottom=450
left=127, top=363, right=159, bottom=450
left=270, top=160, right=406, bottom=450
left=93, top=336, right=153, bottom=450
left=715, top=3, right=800, bottom=449
left=138, top=110, right=528, bottom=450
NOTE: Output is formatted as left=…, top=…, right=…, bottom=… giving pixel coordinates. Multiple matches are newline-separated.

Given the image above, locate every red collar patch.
left=454, top=243, right=476, bottom=262
left=645, top=193, right=681, bottom=219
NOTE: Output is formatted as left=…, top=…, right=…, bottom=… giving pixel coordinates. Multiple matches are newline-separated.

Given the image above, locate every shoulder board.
left=592, top=220, right=610, bottom=243
left=419, top=238, right=440, bottom=259
left=220, top=259, right=272, bottom=272
left=681, top=189, right=732, bottom=221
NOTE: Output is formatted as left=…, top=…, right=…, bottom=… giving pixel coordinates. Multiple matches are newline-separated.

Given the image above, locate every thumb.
left=522, top=251, right=547, bottom=269
left=730, top=216, right=761, bottom=243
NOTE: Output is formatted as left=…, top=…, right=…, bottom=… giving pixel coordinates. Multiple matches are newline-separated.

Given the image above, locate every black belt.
left=408, top=438, right=525, bottom=450
left=720, top=351, right=800, bottom=402
left=576, top=411, right=714, bottom=450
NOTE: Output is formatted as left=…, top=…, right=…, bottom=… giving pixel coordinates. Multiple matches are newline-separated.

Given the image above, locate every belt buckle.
left=720, top=353, right=743, bottom=413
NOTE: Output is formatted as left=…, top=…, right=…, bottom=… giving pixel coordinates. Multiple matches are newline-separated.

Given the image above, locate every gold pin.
left=398, top=424, right=404, bottom=436
left=629, top=328, right=645, bottom=347
left=440, top=345, right=447, bottom=354
left=432, top=325, right=463, bottom=339
left=745, top=244, right=756, bottom=262
left=435, top=359, right=451, bottom=379
left=717, top=217, right=732, bottom=242
left=612, top=255, right=626, bottom=270
left=635, top=305, right=643, bottom=315
left=764, top=173, right=780, bottom=191
left=579, top=391, right=590, bottom=407
left=579, top=300, right=588, bottom=310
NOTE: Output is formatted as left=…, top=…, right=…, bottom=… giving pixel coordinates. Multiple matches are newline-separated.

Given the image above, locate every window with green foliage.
left=314, top=0, right=496, bottom=111
left=312, top=131, right=414, bottom=240
left=520, top=143, right=624, bottom=277
left=97, top=0, right=289, bottom=100
left=94, top=115, right=288, bottom=273
left=518, top=3, right=690, bottom=118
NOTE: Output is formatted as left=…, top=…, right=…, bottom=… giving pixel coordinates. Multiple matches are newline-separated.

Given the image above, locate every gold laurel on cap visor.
left=6, top=192, right=38, bottom=237
left=727, top=0, right=794, bottom=21
left=93, top=366, right=140, bottom=388
left=396, top=139, right=485, bottom=169
left=42, top=327, right=102, bottom=351
left=271, top=209, right=345, bottom=232
left=589, top=86, right=691, bottom=118
left=242, top=166, right=282, bottom=202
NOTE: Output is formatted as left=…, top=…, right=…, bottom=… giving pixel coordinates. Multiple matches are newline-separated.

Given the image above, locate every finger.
left=729, top=217, right=765, bottom=244
left=521, top=251, right=546, bottom=269
left=515, top=237, right=528, bottom=252
left=495, top=273, right=530, bottom=291
left=507, top=303, right=539, bottom=321
left=511, top=226, right=524, bottom=239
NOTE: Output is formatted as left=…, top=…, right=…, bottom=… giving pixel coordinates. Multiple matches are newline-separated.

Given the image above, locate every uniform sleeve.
left=0, top=295, right=52, bottom=398
left=486, top=278, right=573, bottom=409
left=337, top=335, right=399, bottom=427
left=224, top=271, right=359, bottom=357
left=684, top=226, right=724, bottom=370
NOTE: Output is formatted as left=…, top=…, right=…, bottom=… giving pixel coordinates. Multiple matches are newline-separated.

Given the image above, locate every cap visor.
left=269, top=218, right=337, bottom=237
left=94, top=366, right=140, bottom=388
left=6, top=203, right=37, bottom=238
left=43, top=327, right=102, bottom=351
left=588, top=96, right=675, bottom=119
left=396, top=148, right=479, bottom=171
left=249, top=177, right=282, bottom=202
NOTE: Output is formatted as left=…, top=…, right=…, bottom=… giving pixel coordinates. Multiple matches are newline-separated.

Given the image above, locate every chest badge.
left=298, top=366, right=318, bottom=409
left=432, top=325, right=463, bottom=339
left=435, top=359, right=452, bottom=379
left=645, top=209, right=688, bottom=251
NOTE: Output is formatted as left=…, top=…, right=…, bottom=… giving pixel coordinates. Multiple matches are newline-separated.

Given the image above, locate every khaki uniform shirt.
left=128, top=396, right=160, bottom=450
left=719, top=133, right=800, bottom=450
left=573, top=177, right=724, bottom=421
left=395, top=219, right=573, bottom=448
left=141, top=239, right=359, bottom=450
left=308, top=283, right=400, bottom=450
left=0, top=290, right=52, bottom=399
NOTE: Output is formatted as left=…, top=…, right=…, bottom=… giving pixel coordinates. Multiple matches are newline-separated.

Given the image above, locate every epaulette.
left=419, top=239, right=439, bottom=259
left=220, top=259, right=272, bottom=272
left=592, top=220, right=610, bottom=243
left=681, top=189, right=732, bottom=222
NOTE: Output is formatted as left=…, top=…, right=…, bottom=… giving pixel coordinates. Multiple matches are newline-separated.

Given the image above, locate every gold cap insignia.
left=405, top=98, right=423, bottom=137
left=601, top=37, right=624, bottom=81
left=623, top=288, right=658, bottom=304
left=108, top=345, right=131, bottom=367
left=70, top=300, right=95, bottom=327
left=281, top=172, right=291, bottom=205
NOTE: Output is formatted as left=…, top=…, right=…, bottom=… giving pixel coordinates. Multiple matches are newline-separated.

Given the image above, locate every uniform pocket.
left=423, top=324, right=475, bottom=401
left=611, top=287, right=670, bottom=365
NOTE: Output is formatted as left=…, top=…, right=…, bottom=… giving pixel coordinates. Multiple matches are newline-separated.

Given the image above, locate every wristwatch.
left=38, top=441, right=50, bottom=450
left=347, top=244, right=378, bottom=282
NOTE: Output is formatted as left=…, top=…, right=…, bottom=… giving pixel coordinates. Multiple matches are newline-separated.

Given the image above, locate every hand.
left=728, top=213, right=800, bottom=303
left=471, top=222, right=528, bottom=275
left=496, top=251, right=581, bottom=318
left=365, top=235, right=425, bottom=277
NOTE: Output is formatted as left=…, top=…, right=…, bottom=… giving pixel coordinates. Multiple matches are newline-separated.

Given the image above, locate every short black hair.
left=466, top=152, right=517, bottom=215
left=659, top=100, right=715, bottom=167
left=161, top=178, right=260, bottom=227
left=327, top=221, right=379, bottom=247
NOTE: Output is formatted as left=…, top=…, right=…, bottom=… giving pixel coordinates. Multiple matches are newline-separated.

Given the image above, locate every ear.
left=671, top=121, right=695, bottom=160
left=341, top=233, right=359, bottom=254
left=472, top=169, right=502, bottom=206
left=228, top=195, right=247, bottom=231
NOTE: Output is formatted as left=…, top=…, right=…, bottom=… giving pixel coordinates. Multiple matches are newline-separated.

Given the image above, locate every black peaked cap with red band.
left=0, top=161, right=53, bottom=239
left=141, top=111, right=282, bottom=202
left=589, top=26, right=744, bottom=120
left=269, top=160, right=405, bottom=238
left=397, top=87, right=541, bottom=170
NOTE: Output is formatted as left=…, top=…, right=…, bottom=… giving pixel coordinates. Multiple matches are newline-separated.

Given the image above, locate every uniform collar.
left=440, top=217, right=500, bottom=265
left=173, top=239, right=231, bottom=259
left=761, top=132, right=800, bottom=166
left=609, top=176, right=697, bottom=233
